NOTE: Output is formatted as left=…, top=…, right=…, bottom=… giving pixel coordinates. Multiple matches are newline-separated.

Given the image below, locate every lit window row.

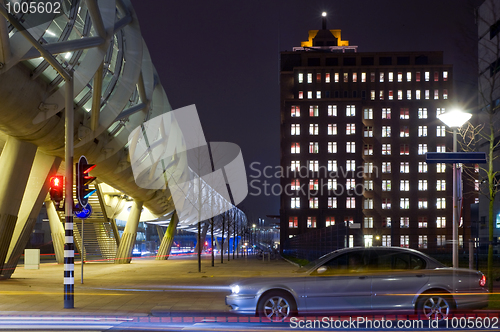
left=291, top=106, right=446, bottom=119
left=288, top=160, right=446, bottom=174
left=375, top=198, right=446, bottom=210
left=297, top=70, right=449, bottom=84
left=288, top=216, right=336, bottom=228
left=298, top=89, right=448, bottom=100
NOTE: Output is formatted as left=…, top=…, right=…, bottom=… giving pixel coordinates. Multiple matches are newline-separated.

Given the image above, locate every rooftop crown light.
left=437, top=109, right=472, bottom=128
left=322, top=12, right=327, bottom=17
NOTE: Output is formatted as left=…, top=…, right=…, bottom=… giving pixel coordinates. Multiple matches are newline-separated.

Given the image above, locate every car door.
left=304, top=250, right=372, bottom=313
left=370, top=249, right=430, bottom=311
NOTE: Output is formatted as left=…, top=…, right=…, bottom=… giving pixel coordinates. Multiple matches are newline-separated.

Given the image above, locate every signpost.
left=74, top=203, right=92, bottom=284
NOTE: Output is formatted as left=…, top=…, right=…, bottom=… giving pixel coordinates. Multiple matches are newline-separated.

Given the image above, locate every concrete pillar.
left=2, top=152, right=61, bottom=278
left=115, top=199, right=143, bottom=263
left=156, top=211, right=178, bottom=260
left=46, top=200, right=65, bottom=264
left=0, top=137, right=37, bottom=276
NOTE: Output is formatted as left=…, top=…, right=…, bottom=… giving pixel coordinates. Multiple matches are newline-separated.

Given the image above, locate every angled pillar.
left=0, top=137, right=37, bottom=277
left=2, top=152, right=61, bottom=278
left=156, top=211, right=178, bottom=260
left=46, top=200, right=65, bottom=264
left=115, top=199, right=143, bottom=263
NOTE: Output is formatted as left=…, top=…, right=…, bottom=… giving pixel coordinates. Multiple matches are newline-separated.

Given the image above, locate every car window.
left=313, top=251, right=369, bottom=275
left=372, top=250, right=426, bottom=270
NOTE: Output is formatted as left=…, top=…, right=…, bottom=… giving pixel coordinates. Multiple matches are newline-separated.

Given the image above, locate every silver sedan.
left=226, top=247, right=488, bottom=321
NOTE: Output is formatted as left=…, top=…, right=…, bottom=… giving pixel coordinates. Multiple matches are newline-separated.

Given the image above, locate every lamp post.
left=437, top=109, right=472, bottom=268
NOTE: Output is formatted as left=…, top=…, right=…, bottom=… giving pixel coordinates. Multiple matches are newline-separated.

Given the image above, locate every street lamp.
left=437, top=109, right=472, bottom=268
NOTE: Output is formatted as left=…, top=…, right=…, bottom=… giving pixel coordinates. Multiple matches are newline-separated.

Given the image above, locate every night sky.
left=131, top=0, right=482, bottom=224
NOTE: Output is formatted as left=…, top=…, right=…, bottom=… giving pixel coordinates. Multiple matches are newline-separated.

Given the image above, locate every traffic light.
left=49, top=175, right=64, bottom=204
left=76, top=156, right=96, bottom=207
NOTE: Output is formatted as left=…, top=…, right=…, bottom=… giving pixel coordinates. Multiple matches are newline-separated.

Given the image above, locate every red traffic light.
left=49, top=175, right=64, bottom=203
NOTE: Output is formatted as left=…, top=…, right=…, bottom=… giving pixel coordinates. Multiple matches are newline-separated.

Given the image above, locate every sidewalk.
left=0, top=254, right=296, bottom=317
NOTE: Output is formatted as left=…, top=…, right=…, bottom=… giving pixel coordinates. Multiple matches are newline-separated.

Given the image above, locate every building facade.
left=280, top=26, right=476, bottom=255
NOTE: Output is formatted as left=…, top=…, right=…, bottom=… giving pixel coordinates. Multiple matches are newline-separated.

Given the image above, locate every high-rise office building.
left=280, top=21, right=475, bottom=255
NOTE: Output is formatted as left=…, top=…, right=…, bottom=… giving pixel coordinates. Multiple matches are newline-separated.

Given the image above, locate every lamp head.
left=437, top=109, right=472, bottom=128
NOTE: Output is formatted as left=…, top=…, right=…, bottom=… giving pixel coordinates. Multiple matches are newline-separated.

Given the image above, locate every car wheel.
left=417, top=293, right=453, bottom=320
left=258, top=291, right=296, bottom=322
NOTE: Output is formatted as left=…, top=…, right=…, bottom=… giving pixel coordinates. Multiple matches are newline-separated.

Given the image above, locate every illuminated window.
left=382, top=143, right=391, bottom=155
left=418, top=217, right=428, bottom=228
left=382, top=162, right=391, bottom=173
left=475, top=179, right=480, bottom=191
left=398, top=72, right=403, bottom=82
left=346, top=197, right=356, bottom=209
left=401, top=235, right=409, bottom=248
left=326, top=216, right=335, bottom=226
left=382, top=198, right=391, bottom=209
left=436, top=198, right=446, bottom=209
left=371, top=90, right=376, bottom=100
left=416, top=90, right=421, bottom=100
left=307, top=91, right=312, bottom=99
left=364, top=162, right=374, bottom=174
left=407, top=72, right=412, bottom=82
left=436, top=125, right=446, bottom=137
left=364, top=216, right=374, bottom=226
left=346, top=142, right=356, bottom=153
left=425, top=90, right=429, bottom=99
left=298, top=73, right=303, bottom=83
left=397, top=90, right=402, bottom=100
left=418, top=179, right=427, bottom=191
left=327, top=179, right=337, bottom=190
left=308, top=160, right=319, bottom=172
left=298, top=91, right=303, bottom=99
left=291, top=160, right=300, bottom=171
left=291, top=197, right=300, bottom=208
left=291, top=124, right=300, bottom=135
left=334, top=72, right=339, bottom=82
left=364, top=126, right=373, bottom=137
left=425, top=71, right=430, bottom=81
left=382, top=235, right=391, bottom=247
left=407, top=90, right=412, bottom=100
left=437, top=108, right=445, bottom=117
left=309, top=142, right=318, bottom=153
left=328, top=142, right=337, bottom=153
left=418, top=162, right=428, bottom=173
left=309, top=198, right=318, bottom=209
left=400, top=126, right=409, bottom=137
left=307, top=216, right=316, bottom=228
left=383, top=217, right=392, bottom=228
left=388, top=90, right=393, bottom=100
left=316, top=91, right=321, bottom=99
left=307, top=73, right=312, bottom=83
left=289, top=216, right=298, bottom=228
left=418, top=126, right=427, bottom=137
left=418, top=199, right=428, bottom=209
left=443, top=71, right=448, bottom=81
left=418, top=235, right=428, bottom=249
left=328, top=105, right=337, bottom=116
left=346, top=178, right=355, bottom=190
left=380, top=72, right=385, bottom=82
left=388, top=72, right=393, bottom=82
left=346, top=160, right=356, bottom=171
left=309, top=105, right=319, bottom=117
left=346, top=105, right=356, bottom=116
left=343, top=72, right=348, bottom=83
left=328, top=197, right=337, bottom=208
left=416, top=71, right=421, bottom=82
left=346, top=123, right=356, bottom=135
left=382, top=126, right=391, bottom=137
left=291, top=179, right=300, bottom=191
left=434, top=71, right=439, bottom=82
left=400, top=180, right=409, bottom=191
left=437, top=235, right=446, bottom=247
left=364, top=145, right=373, bottom=155
left=437, top=180, right=446, bottom=191
left=364, top=108, right=373, bottom=119
left=309, top=124, right=319, bottom=135
left=436, top=144, right=446, bottom=153
left=364, top=179, right=373, bottom=190
left=400, top=216, right=409, bottom=227
left=434, top=89, right=439, bottom=99
left=379, top=90, right=384, bottom=100
left=316, top=73, right=321, bottom=82
left=325, top=73, right=331, bottom=83
left=352, top=72, right=357, bottom=82
left=400, top=108, right=409, bottom=119
left=327, top=160, right=337, bottom=172
left=382, top=108, right=391, bottom=119
left=400, top=162, right=409, bottom=173
left=400, top=144, right=409, bottom=155
left=361, top=72, right=366, bottom=82
left=437, top=163, right=446, bottom=174
left=437, top=217, right=446, bottom=228
left=443, top=89, right=448, bottom=99
left=382, top=180, right=391, bottom=191
left=291, top=143, right=300, bottom=153
left=418, top=108, right=428, bottom=119
left=328, top=124, right=337, bottom=135
left=418, top=144, right=428, bottom=155
left=291, top=105, right=300, bottom=117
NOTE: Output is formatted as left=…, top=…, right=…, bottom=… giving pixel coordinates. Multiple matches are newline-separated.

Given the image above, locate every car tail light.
left=479, top=274, right=486, bottom=287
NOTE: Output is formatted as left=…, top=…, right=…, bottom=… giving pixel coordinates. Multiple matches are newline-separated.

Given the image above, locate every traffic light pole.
left=64, top=73, right=74, bottom=309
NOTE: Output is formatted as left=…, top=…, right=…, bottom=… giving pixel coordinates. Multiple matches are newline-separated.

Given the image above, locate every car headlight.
left=231, top=285, right=240, bottom=294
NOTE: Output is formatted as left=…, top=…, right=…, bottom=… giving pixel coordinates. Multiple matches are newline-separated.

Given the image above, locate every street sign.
left=74, top=203, right=92, bottom=219
left=426, top=152, right=487, bottom=164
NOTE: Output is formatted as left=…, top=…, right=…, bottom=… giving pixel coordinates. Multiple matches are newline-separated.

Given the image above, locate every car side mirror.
left=317, top=266, right=327, bottom=274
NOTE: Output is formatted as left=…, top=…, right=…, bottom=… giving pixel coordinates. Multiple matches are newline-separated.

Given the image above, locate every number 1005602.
left=6, top=1, right=61, bottom=15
